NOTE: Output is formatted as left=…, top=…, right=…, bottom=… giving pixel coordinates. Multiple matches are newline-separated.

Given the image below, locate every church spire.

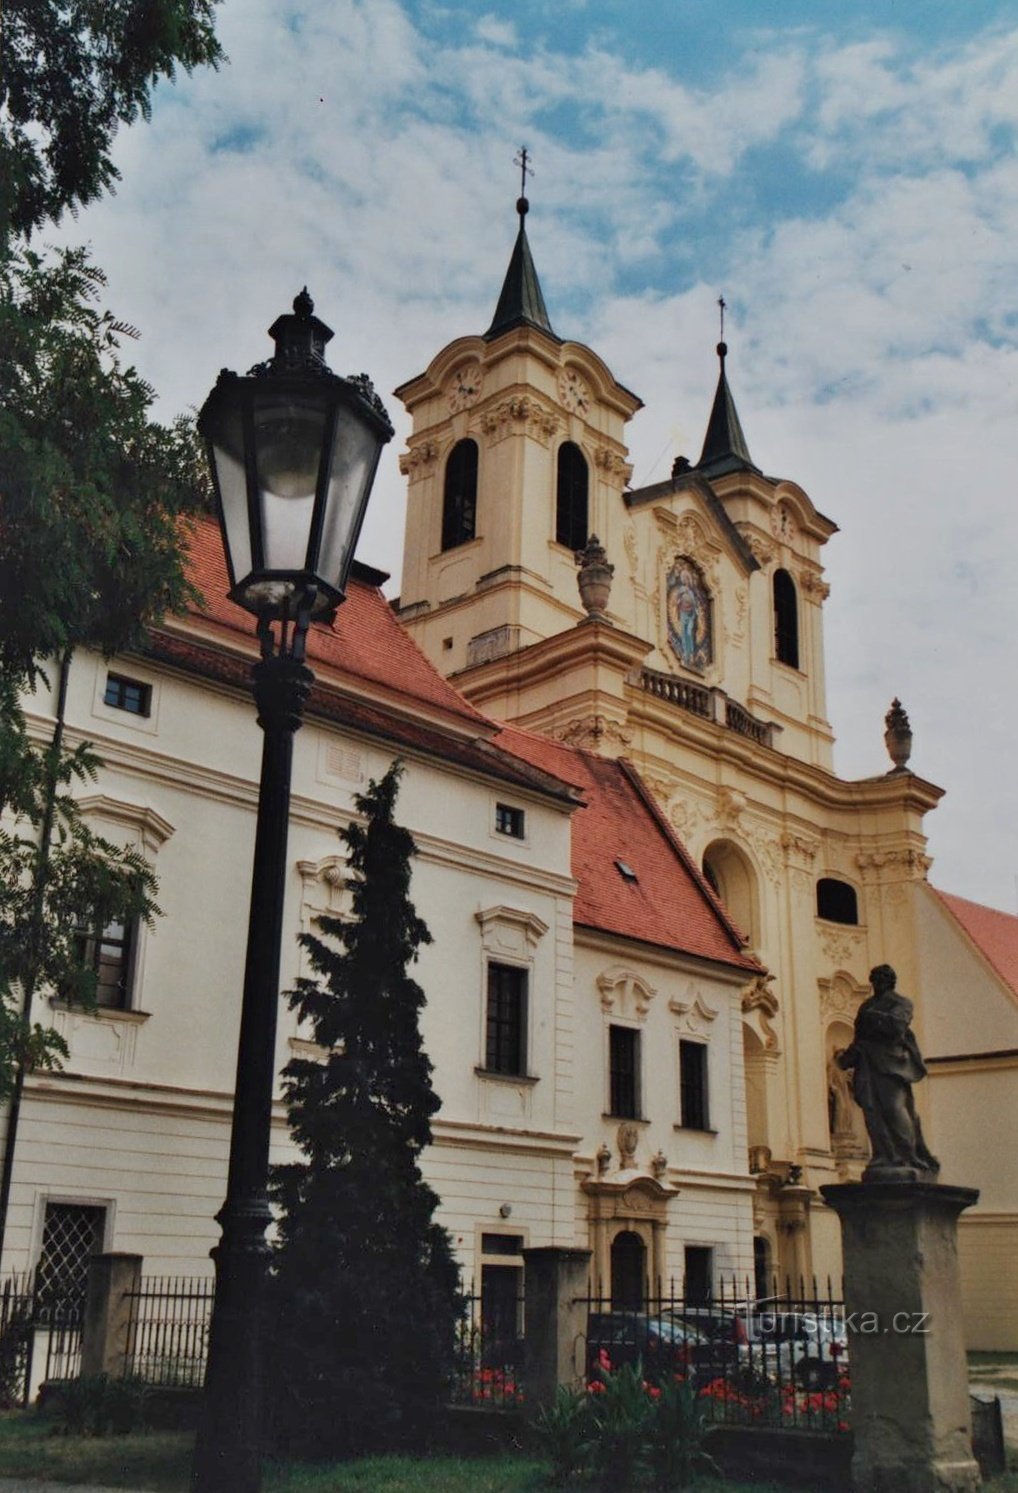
left=696, top=299, right=759, bottom=477
left=484, top=148, right=557, bottom=342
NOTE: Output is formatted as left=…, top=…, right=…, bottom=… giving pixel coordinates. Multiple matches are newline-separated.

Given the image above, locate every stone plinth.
left=821, top=1182, right=980, bottom=1493
left=522, top=1246, right=591, bottom=1410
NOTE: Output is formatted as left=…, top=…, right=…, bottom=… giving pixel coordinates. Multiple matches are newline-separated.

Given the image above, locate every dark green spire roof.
left=484, top=197, right=557, bottom=342
left=696, top=341, right=760, bottom=478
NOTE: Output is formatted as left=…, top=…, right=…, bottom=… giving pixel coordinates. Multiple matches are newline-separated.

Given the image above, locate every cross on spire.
left=514, top=146, right=533, bottom=199
left=718, top=295, right=726, bottom=341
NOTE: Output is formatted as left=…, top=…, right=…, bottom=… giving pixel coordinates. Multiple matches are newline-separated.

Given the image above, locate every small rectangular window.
left=679, top=1040, right=709, bottom=1130
left=495, top=804, right=525, bottom=839
left=104, top=673, right=151, bottom=716
left=609, top=1025, right=640, bottom=1119
left=73, top=920, right=135, bottom=1010
left=485, top=964, right=527, bottom=1076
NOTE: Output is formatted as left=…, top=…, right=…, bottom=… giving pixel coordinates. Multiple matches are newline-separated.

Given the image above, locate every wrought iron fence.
left=0, top=1271, right=85, bottom=1404
left=579, top=1276, right=850, bottom=1434
left=450, top=1285, right=525, bottom=1407
left=122, top=1275, right=215, bottom=1387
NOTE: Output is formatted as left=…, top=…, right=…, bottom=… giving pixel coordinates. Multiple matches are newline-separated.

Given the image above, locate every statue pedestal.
left=821, top=1182, right=980, bottom=1493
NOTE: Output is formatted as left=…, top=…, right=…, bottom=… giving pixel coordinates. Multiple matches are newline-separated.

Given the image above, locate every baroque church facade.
left=392, top=196, right=1018, bottom=1331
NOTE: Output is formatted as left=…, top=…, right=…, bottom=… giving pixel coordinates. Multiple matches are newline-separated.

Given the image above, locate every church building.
left=392, top=193, right=1018, bottom=1340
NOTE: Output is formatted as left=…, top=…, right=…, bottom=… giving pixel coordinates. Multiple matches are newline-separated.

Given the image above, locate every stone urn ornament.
left=575, top=535, right=614, bottom=622
left=884, top=697, right=912, bottom=772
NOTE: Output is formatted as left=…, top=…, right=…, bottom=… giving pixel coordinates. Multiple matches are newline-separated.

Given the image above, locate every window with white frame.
left=679, top=1039, right=710, bottom=1130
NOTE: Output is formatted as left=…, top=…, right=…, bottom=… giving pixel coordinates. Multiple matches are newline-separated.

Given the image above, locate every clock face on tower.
left=448, top=362, right=483, bottom=412
left=558, top=368, right=590, bottom=416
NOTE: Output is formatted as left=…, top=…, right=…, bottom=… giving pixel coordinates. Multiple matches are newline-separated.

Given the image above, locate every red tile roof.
left=494, top=724, right=760, bottom=972
left=179, top=517, right=490, bottom=730
left=934, top=889, right=1018, bottom=1000
left=167, top=516, right=759, bottom=973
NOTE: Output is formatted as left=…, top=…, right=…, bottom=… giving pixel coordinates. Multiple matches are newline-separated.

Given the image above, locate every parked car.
left=586, top=1311, right=741, bottom=1386
left=740, top=1307, right=847, bottom=1388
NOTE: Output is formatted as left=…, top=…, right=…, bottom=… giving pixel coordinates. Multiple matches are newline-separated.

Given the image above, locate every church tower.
left=395, top=188, right=641, bottom=676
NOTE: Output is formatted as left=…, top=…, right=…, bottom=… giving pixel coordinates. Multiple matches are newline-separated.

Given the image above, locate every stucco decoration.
left=818, top=925, right=865, bottom=969
left=666, top=555, right=713, bottom=672
left=668, top=795, right=709, bottom=837
left=738, top=528, right=775, bottom=567
left=798, top=568, right=830, bottom=602
left=623, top=522, right=639, bottom=576
left=617, top=1122, right=640, bottom=1167
left=741, top=974, right=780, bottom=1052
left=669, top=985, right=719, bottom=1033
left=480, top=395, right=559, bottom=448
left=398, top=438, right=440, bottom=479
left=594, top=446, right=633, bottom=486
left=781, top=831, right=820, bottom=866
left=297, top=854, right=351, bottom=928
left=475, top=905, right=549, bottom=958
left=555, top=715, right=632, bottom=752
left=818, top=971, right=869, bottom=1023
left=742, top=827, right=784, bottom=888
left=856, top=847, right=932, bottom=881
left=716, top=787, right=747, bottom=827
left=771, top=503, right=798, bottom=542
left=75, top=795, right=174, bottom=857
left=597, top=968, right=657, bottom=1021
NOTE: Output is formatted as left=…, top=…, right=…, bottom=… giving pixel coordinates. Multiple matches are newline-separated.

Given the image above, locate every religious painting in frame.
left=666, top=556, right=713, bottom=672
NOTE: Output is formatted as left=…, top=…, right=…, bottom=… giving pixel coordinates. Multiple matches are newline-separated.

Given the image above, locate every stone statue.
left=826, top=1050, right=856, bottom=1138
left=837, top=964, right=939, bottom=1180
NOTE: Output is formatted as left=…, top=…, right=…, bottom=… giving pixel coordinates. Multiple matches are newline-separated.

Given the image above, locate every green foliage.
left=532, top=1385, right=593, bottom=1485
left=0, top=245, right=209, bottom=688
left=42, top=1374, right=151, bottom=1437
left=267, top=762, right=462, bottom=1460
left=587, top=1361, right=654, bottom=1490
left=645, top=1376, right=720, bottom=1490
left=0, top=669, right=159, bottom=1090
left=2, top=0, right=224, bottom=239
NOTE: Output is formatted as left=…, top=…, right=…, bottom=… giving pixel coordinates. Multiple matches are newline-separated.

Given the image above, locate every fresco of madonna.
left=666, top=557, right=713, bottom=671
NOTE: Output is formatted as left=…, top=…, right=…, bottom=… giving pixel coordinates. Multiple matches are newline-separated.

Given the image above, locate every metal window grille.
left=680, top=1039, right=709, bottom=1130
left=485, top=963, right=526, bottom=1075
left=609, top=1025, right=640, bottom=1118
left=37, top=1204, right=104, bottom=1307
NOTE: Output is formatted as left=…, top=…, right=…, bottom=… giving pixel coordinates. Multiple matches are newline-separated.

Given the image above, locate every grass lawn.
left=0, top=1414, right=1015, bottom=1492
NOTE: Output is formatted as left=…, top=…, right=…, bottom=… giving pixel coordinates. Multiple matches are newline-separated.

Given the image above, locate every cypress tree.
left=268, top=761, right=460, bottom=1457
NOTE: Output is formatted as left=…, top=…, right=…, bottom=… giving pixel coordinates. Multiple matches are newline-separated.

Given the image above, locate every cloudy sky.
left=51, top=0, right=1018, bottom=912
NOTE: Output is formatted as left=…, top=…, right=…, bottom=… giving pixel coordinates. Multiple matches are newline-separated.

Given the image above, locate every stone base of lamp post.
left=821, top=1181, right=980, bottom=1493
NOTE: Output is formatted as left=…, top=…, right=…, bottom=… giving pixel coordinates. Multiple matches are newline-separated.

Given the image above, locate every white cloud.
left=50, top=2, right=1018, bottom=910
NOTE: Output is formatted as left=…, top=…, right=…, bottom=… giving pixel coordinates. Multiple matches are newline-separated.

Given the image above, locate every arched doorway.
left=610, top=1231, right=645, bottom=1310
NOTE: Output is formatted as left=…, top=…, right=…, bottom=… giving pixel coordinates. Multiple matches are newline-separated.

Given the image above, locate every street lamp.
left=190, top=291, right=393, bottom=1493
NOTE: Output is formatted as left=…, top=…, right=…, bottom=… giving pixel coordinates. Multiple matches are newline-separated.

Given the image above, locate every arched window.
left=556, top=442, right=588, bottom=550
left=773, top=568, right=799, bottom=669
left=702, top=840, right=758, bottom=948
left=816, top=878, right=859, bottom=925
left=441, top=439, right=478, bottom=551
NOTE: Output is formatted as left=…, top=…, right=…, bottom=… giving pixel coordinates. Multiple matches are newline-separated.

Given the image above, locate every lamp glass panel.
left=317, top=407, right=383, bottom=594
left=208, top=404, right=252, bottom=584
left=252, top=397, right=327, bottom=572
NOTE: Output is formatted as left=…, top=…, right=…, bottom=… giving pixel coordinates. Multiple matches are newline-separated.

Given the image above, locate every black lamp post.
left=190, top=292, right=393, bottom=1493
